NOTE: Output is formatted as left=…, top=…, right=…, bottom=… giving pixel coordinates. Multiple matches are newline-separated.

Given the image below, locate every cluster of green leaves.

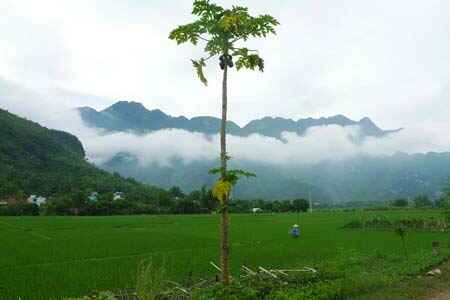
left=209, top=167, right=256, bottom=185
left=0, top=202, right=39, bottom=216
left=169, top=0, right=279, bottom=85
left=444, top=178, right=450, bottom=199
left=65, top=291, right=117, bottom=300
left=209, top=167, right=255, bottom=202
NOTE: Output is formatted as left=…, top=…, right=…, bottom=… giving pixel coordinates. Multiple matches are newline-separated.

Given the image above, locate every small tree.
left=392, top=198, right=409, bottom=208
left=395, top=225, right=408, bottom=259
left=413, top=194, right=432, bottom=208
left=292, top=198, right=309, bottom=213
left=444, top=178, right=450, bottom=200
left=169, top=0, right=279, bottom=283
left=439, top=179, right=450, bottom=221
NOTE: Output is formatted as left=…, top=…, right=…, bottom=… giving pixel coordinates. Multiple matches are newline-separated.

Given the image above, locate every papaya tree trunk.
left=220, top=61, right=230, bottom=284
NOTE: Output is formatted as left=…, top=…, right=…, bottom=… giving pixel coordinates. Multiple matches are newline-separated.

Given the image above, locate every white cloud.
left=1, top=0, right=450, bottom=168
left=85, top=129, right=218, bottom=166
left=1, top=0, right=449, bottom=129
left=80, top=124, right=450, bottom=168
left=2, top=80, right=450, bottom=169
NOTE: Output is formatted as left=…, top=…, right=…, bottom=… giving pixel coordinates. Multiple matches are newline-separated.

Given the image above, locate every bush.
left=65, top=291, right=117, bottom=300
left=192, top=283, right=258, bottom=300
left=342, top=220, right=363, bottom=229
left=136, top=261, right=170, bottom=300
left=0, top=203, right=39, bottom=216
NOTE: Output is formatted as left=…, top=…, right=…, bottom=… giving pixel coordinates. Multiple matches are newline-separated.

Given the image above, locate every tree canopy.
left=169, top=0, right=279, bottom=85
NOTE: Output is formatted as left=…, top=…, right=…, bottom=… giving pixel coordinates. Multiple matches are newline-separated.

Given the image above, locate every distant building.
left=113, top=192, right=124, bottom=201
left=252, top=208, right=262, bottom=213
left=88, top=192, right=99, bottom=203
left=27, top=195, right=47, bottom=206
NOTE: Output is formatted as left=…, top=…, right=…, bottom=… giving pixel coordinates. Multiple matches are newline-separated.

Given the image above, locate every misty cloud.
left=2, top=80, right=450, bottom=169
left=2, top=0, right=450, bottom=129
left=80, top=124, right=450, bottom=168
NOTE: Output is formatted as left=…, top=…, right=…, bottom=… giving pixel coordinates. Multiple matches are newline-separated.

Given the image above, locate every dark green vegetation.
left=1, top=211, right=450, bottom=299
left=103, top=146, right=450, bottom=203
left=103, top=154, right=330, bottom=203
left=78, top=101, right=396, bottom=139
left=343, top=215, right=450, bottom=232
left=0, top=108, right=170, bottom=209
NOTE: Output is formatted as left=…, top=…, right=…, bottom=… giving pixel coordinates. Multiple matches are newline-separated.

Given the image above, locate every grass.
left=1, top=210, right=449, bottom=299
left=349, top=258, right=450, bottom=300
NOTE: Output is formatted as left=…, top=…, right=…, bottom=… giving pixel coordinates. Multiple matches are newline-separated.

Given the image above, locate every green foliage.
left=192, top=58, right=208, bottom=85
left=292, top=199, right=309, bottom=213
left=209, top=168, right=256, bottom=186
left=169, top=0, right=279, bottom=85
left=0, top=202, right=39, bottom=216
left=343, top=216, right=450, bottom=232
left=0, top=109, right=166, bottom=203
left=235, top=53, right=264, bottom=71
left=444, top=178, right=450, bottom=199
left=210, top=168, right=256, bottom=206
left=193, top=283, right=258, bottom=300
left=413, top=194, right=432, bottom=208
left=392, top=198, right=409, bottom=208
left=444, top=178, right=450, bottom=201
left=395, top=225, right=408, bottom=259
left=136, top=261, right=169, bottom=300
left=65, top=291, right=117, bottom=300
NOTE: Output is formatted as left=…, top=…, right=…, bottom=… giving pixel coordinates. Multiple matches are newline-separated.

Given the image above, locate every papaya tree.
left=169, top=0, right=279, bottom=284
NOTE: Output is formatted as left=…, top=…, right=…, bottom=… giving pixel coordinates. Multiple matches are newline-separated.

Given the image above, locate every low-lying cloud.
left=2, top=80, right=450, bottom=169
left=82, top=124, right=449, bottom=168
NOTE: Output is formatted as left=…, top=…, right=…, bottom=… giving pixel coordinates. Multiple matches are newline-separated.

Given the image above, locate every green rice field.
left=1, top=211, right=449, bottom=299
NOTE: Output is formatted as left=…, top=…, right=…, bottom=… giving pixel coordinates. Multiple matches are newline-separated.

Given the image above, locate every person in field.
left=291, top=224, right=299, bottom=238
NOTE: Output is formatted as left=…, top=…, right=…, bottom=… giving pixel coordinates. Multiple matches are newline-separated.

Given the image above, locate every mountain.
left=0, top=108, right=164, bottom=199
left=102, top=153, right=330, bottom=202
left=78, top=101, right=401, bottom=138
left=101, top=151, right=450, bottom=203
left=76, top=101, right=450, bottom=203
left=291, top=152, right=450, bottom=202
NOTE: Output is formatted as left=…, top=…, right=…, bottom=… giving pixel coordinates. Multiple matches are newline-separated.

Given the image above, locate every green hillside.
left=0, top=108, right=164, bottom=200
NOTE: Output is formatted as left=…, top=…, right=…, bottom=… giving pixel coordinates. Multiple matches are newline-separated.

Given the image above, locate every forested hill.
left=0, top=108, right=164, bottom=199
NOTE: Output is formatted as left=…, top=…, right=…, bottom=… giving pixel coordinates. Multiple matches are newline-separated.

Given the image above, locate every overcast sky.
left=1, top=0, right=449, bottom=129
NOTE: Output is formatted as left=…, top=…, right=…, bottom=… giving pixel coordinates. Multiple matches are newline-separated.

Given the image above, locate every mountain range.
left=75, top=101, right=450, bottom=203
left=78, top=101, right=401, bottom=139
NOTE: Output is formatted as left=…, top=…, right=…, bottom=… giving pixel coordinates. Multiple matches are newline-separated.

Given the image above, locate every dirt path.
left=350, top=259, right=450, bottom=300
left=428, top=289, right=450, bottom=300
left=425, top=260, right=450, bottom=300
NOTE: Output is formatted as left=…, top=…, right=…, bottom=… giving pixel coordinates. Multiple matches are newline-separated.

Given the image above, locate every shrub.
left=136, top=261, right=169, bottom=300
left=65, top=291, right=117, bottom=300
left=192, top=283, right=258, bottom=300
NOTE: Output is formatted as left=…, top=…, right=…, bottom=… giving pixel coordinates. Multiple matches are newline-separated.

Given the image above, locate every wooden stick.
left=176, top=287, right=190, bottom=295
left=259, top=266, right=278, bottom=278
left=242, top=265, right=257, bottom=275
left=210, top=261, right=222, bottom=272
left=275, top=270, right=289, bottom=276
